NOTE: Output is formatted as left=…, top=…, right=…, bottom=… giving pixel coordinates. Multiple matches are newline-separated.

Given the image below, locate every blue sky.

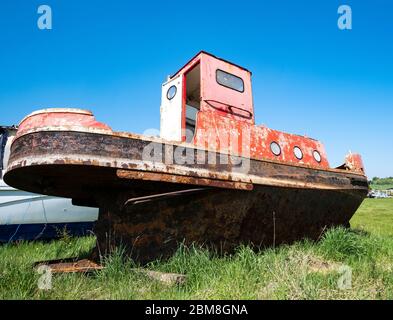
left=0, top=0, right=392, bottom=178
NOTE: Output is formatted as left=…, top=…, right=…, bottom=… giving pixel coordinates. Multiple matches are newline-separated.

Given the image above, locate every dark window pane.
left=216, top=69, right=244, bottom=92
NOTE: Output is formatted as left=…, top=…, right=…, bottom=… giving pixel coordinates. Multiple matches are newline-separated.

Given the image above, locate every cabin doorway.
left=184, top=63, right=200, bottom=142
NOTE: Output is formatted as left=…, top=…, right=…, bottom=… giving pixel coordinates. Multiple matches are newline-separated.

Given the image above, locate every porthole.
left=313, top=150, right=321, bottom=163
left=293, top=146, right=303, bottom=160
left=270, top=141, right=281, bottom=156
left=167, top=85, right=177, bottom=100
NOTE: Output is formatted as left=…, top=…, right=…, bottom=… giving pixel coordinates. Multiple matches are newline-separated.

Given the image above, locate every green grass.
left=370, top=184, right=393, bottom=190
left=351, top=199, right=393, bottom=236
left=1, top=198, right=393, bottom=300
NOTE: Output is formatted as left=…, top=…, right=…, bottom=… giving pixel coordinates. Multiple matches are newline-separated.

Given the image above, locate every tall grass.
left=0, top=199, right=392, bottom=299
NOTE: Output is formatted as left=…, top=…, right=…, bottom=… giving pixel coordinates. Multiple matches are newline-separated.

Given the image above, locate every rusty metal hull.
left=93, top=186, right=365, bottom=263
left=4, top=130, right=368, bottom=262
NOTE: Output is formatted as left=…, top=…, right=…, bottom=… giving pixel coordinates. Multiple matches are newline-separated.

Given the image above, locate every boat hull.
left=4, top=130, right=368, bottom=261
left=94, top=185, right=365, bottom=263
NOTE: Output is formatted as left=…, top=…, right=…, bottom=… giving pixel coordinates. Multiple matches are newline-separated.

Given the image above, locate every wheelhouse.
left=160, top=51, right=253, bottom=143
left=159, top=51, right=334, bottom=170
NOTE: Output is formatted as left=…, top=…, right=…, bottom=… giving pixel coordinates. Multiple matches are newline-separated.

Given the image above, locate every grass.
left=370, top=184, right=393, bottom=190
left=0, top=198, right=392, bottom=300
left=370, top=184, right=393, bottom=191
left=351, top=199, right=393, bottom=237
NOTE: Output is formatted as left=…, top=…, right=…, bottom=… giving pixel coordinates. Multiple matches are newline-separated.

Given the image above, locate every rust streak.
left=116, top=169, right=253, bottom=191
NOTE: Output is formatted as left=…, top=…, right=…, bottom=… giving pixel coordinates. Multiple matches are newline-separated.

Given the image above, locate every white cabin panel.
left=160, top=74, right=183, bottom=141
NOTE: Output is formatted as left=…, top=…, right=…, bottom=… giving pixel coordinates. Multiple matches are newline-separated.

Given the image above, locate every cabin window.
left=313, top=150, right=321, bottom=163
left=167, top=85, right=177, bottom=100
left=270, top=142, right=281, bottom=156
left=216, top=69, right=244, bottom=93
left=294, top=146, right=303, bottom=160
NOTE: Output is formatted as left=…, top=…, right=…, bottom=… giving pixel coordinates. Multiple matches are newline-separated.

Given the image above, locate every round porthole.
left=270, top=141, right=281, bottom=156
left=313, top=150, right=321, bottom=163
left=294, top=146, right=303, bottom=160
left=167, top=85, right=177, bottom=100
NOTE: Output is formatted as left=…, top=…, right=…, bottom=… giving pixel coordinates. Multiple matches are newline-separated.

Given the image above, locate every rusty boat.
left=4, top=52, right=368, bottom=262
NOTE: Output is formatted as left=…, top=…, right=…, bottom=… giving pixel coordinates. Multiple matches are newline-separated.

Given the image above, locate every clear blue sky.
left=1, top=0, right=392, bottom=178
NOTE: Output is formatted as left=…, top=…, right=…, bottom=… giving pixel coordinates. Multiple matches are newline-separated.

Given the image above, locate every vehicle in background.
left=368, top=190, right=391, bottom=199
left=0, top=126, right=98, bottom=242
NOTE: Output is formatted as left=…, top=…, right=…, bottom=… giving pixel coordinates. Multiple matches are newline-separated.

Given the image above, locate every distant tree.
left=371, top=177, right=393, bottom=185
